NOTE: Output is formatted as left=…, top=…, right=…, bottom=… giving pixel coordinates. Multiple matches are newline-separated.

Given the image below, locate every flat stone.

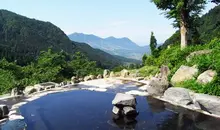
left=112, top=106, right=121, bottom=115
left=164, top=87, right=193, bottom=105
left=112, top=93, right=136, bottom=107
left=193, top=93, right=220, bottom=115
left=123, top=106, right=137, bottom=116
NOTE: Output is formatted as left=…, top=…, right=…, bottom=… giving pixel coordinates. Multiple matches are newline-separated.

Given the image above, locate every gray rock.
left=112, top=106, right=121, bottom=115
left=10, top=88, right=23, bottom=96
left=60, top=81, right=67, bottom=86
left=121, top=69, right=129, bottom=78
left=97, top=74, right=103, bottom=79
left=194, top=93, right=220, bottom=115
left=146, top=78, right=169, bottom=96
left=171, top=65, right=198, bottom=85
left=112, top=93, right=136, bottom=106
left=110, top=71, right=115, bottom=78
left=160, top=65, right=170, bottom=80
left=89, top=75, right=96, bottom=80
left=103, top=69, right=110, bottom=78
left=197, top=70, right=217, bottom=84
left=0, top=105, right=9, bottom=118
left=71, top=76, right=77, bottom=83
left=84, top=76, right=91, bottom=81
left=123, top=106, right=137, bottom=116
left=164, top=87, right=193, bottom=105
left=24, top=86, right=37, bottom=95
left=186, top=49, right=212, bottom=62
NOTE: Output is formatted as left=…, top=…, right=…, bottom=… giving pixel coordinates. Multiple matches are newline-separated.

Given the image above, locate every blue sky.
left=0, top=0, right=217, bottom=46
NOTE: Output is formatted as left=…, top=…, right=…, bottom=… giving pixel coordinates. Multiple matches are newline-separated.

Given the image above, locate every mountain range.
left=0, top=9, right=140, bottom=69
left=68, top=33, right=150, bottom=60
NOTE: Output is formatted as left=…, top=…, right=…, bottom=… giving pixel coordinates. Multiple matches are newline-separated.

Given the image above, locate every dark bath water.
left=19, top=90, right=220, bottom=130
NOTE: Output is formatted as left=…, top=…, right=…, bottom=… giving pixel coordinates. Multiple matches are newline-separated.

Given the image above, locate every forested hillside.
left=0, top=9, right=137, bottom=68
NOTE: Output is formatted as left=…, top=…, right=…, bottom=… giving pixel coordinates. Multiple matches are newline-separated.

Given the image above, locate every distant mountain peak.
left=68, top=32, right=150, bottom=60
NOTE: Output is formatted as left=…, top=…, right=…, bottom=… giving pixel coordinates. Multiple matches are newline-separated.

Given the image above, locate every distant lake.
left=20, top=90, right=220, bottom=130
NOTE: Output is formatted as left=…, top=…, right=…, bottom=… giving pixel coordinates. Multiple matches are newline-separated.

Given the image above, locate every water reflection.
left=18, top=90, right=220, bottom=130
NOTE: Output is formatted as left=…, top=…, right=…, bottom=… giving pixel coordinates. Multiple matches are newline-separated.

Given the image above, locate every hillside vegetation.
left=138, top=5, right=220, bottom=96
left=0, top=9, right=137, bottom=69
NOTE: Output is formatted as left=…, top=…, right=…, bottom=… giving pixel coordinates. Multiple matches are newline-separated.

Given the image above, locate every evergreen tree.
left=150, top=32, right=157, bottom=57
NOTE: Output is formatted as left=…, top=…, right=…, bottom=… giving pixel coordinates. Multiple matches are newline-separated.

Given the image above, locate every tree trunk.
left=180, top=21, right=188, bottom=50
left=180, top=8, right=189, bottom=50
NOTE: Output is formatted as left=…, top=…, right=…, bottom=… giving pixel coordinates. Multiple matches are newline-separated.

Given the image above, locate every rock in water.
left=197, top=70, right=217, bottom=84
left=164, top=87, right=193, bottom=105
left=123, top=107, right=137, bottom=116
left=112, top=93, right=136, bottom=107
left=171, top=65, right=198, bottom=85
left=112, top=106, right=121, bottom=115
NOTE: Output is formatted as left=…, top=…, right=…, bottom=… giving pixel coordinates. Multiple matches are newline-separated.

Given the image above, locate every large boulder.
left=197, top=70, right=217, bottom=84
left=112, top=93, right=136, bottom=107
left=171, top=65, right=198, bottom=85
left=164, top=87, right=193, bottom=105
left=121, top=69, right=130, bottom=78
left=146, top=78, right=169, bottom=96
left=193, top=93, right=220, bottom=115
left=23, top=86, right=37, bottom=95
left=103, top=69, right=110, bottom=78
left=10, top=88, right=23, bottom=96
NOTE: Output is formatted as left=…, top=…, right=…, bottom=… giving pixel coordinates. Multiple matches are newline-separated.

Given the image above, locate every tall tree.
left=151, top=0, right=206, bottom=49
left=150, top=32, right=157, bottom=56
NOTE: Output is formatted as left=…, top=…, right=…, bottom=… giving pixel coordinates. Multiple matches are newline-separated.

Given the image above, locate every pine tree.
left=150, top=32, right=157, bottom=57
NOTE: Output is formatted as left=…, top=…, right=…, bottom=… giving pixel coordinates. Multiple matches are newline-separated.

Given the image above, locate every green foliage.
left=150, top=32, right=158, bottom=57
left=0, top=49, right=103, bottom=94
left=0, top=9, right=133, bottom=69
left=142, top=54, right=147, bottom=64
left=176, top=79, right=220, bottom=96
left=137, top=66, right=159, bottom=77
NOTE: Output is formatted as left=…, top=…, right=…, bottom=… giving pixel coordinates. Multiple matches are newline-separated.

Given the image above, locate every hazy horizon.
left=0, top=0, right=217, bottom=45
